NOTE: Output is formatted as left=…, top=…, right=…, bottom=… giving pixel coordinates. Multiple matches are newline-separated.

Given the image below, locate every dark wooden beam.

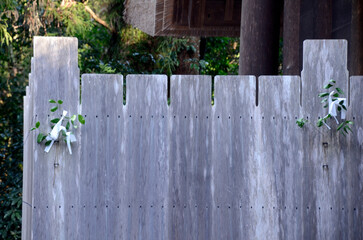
left=283, top=0, right=301, bottom=75
left=224, top=0, right=234, bottom=21
left=351, top=0, right=363, bottom=75
left=239, top=0, right=283, bottom=76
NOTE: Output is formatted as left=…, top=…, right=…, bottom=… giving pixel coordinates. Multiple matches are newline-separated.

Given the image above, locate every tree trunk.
left=283, top=0, right=301, bottom=75
left=239, top=0, right=283, bottom=76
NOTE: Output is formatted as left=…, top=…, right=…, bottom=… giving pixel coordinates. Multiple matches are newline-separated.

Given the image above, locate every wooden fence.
left=22, top=37, right=362, bottom=239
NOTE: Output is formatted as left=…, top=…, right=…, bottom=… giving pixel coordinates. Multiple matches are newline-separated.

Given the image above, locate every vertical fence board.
left=31, top=37, right=80, bottom=240
left=258, top=76, right=303, bottom=239
left=301, top=40, right=351, bottom=239
left=168, top=75, right=212, bottom=239
left=22, top=85, right=33, bottom=240
left=212, top=75, right=256, bottom=239
left=80, top=74, right=123, bottom=240
left=347, top=76, right=363, bottom=239
left=124, top=75, right=168, bottom=239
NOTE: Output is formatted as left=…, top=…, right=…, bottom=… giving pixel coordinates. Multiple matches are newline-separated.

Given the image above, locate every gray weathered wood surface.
left=23, top=38, right=362, bottom=239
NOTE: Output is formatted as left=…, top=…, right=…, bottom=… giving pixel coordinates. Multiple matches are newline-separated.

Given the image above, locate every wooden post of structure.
left=351, top=0, right=363, bottom=75
left=283, top=0, right=301, bottom=75
left=238, top=0, right=282, bottom=76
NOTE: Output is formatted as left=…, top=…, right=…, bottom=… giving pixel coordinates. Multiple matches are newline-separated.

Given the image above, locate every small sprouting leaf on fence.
left=318, top=92, right=329, bottom=98
left=50, top=118, right=60, bottom=124
left=50, top=106, right=58, bottom=112
left=339, top=100, right=344, bottom=105
left=66, top=121, right=70, bottom=130
left=30, top=127, right=36, bottom=131
left=332, top=93, right=339, bottom=98
left=346, top=120, right=353, bottom=125
left=36, top=121, right=40, bottom=128
left=49, top=99, right=56, bottom=103
left=37, top=133, right=46, bottom=143
left=321, top=98, right=328, bottom=103
left=342, top=105, right=347, bottom=111
left=337, top=122, right=344, bottom=131
left=317, top=119, right=324, bottom=127
left=323, top=104, right=328, bottom=108
left=329, top=79, right=336, bottom=83
left=58, top=100, right=63, bottom=104
left=337, top=106, right=342, bottom=111
left=74, top=125, right=78, bottom=129
left=296, top=118, right=306, bottom=128
left=78, top=114, right=85, bottom=124
left=323, top=83, right=333, bottom=89
left=45, top=140, right=52, bottom=146
left=336, top=88, right=344, bottom=94
left=71, top=114, right=76, bottom=122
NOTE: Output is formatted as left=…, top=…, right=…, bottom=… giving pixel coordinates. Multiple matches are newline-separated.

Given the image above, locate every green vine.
left=296, top=79, right=353, bottom=136
left=31, top=99, right=85, bottom=153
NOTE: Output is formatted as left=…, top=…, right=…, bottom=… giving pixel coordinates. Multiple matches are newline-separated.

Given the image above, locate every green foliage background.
left=0, top=0, right=239, bottom=238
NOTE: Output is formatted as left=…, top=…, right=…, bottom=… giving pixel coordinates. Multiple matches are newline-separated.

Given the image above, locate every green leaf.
left=329, top=79, right=336, bottom=84
left=49, top=99, right=56, bottom=103
left=50, top=118, right=60, bottom=124
left=296, top=118, right=307, bottom=128
left=71, top=114, right=76, bottom=122
left=66, top=121, right=70, bottom=130
left=337, top=106, right=342, bottom=111
left=323, top=104, right=328, bottom=108
left=336, top=88, right=344, bottom=95
left=342, top=105, right=347, bottom=111
left=50, top=106, right=58, bottom=112
left=74, top=125, right=78, bottom=129
left=317, top=119, right=323, bottom=127
left=45, top=140, right=52, bottom=146
left=337, top=122, right=344, bottom=131
left=323, top=83, right=333, bottom=89
left=36, top=121, right=40, bottom=128
left=333, top=93, right=339, bottom=98
left=58, top=100, right=63, bottom=104
left=318, top=92, right=329, bottom=98
left=30, top=127, right=36, bottom=131
left=321, top=98, right=328, bottom=103
left=37, top=133, right=45, bottom=143
left=339, top=100, right=344, bottom=105
left=346, top=120, right=353, bottom=125
left=78, top=114, right=85, bottom=124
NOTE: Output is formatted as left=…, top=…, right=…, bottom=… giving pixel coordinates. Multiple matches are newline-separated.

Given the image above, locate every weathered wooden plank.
left=168, top=75, right=212, bottom=239
left=31, top=37, right=80, bottom=240
left=22, top=85, right=33, bottom=240
left=124, top=75, right=168, bottom=239
left=211, top=75, right=256, bottom=239
left=258, top=76, right=302, bottom=239
left=346, top=76, right=363, bottom=239
left=80, top=74, right=124, bottom=239
left=301, top=40, right=351, bottom=239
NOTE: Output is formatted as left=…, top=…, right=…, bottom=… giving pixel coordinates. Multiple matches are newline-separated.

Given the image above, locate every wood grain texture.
left=80, top=74, right=124, bottom=239
left=124, top=75, right=168, bottom=239
left=168, top=75, right=212, bottom=239
left=301, top=40, right=354, bottom=239
left=212, top=75, right=256, bottom=239
left=23, top=37, right=362, bottom=240
left=22, top=84, right=33, bottom=240
left=31, top=37, right=80, bottom=240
